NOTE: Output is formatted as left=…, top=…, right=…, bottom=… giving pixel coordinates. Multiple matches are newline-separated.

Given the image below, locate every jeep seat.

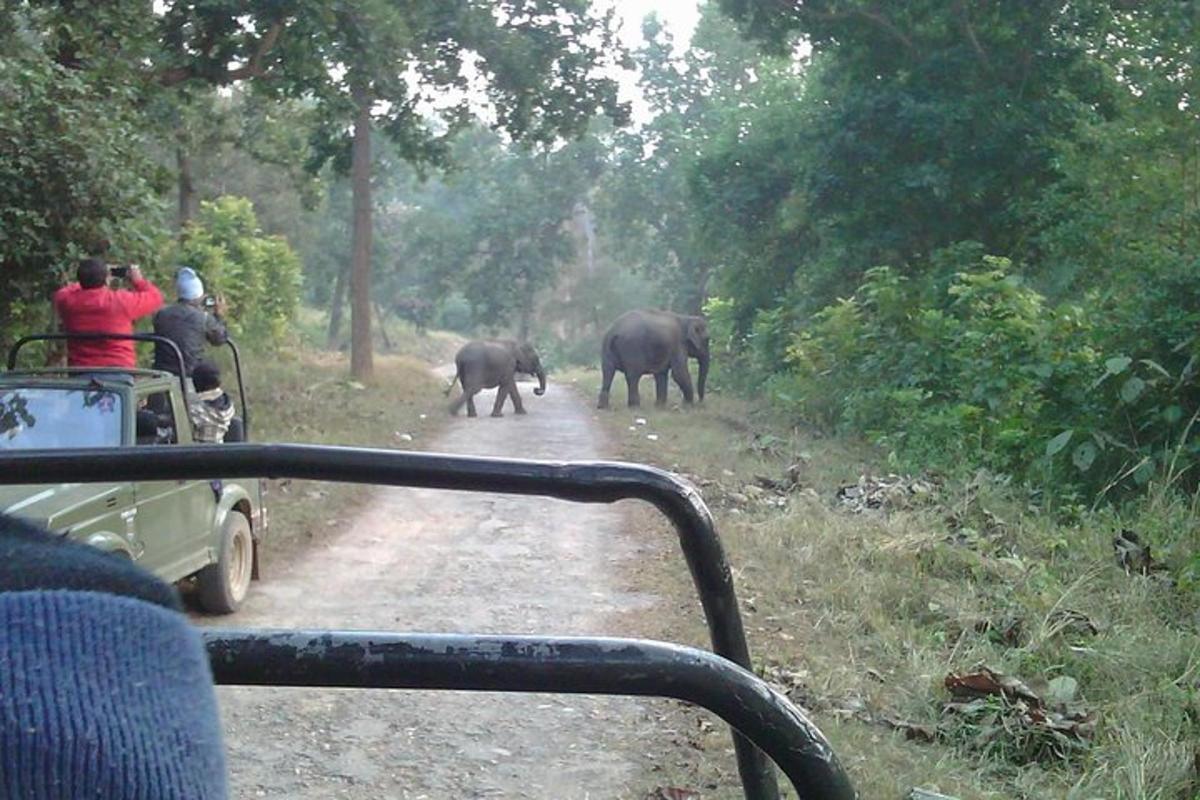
left=135, top=409, right=159, bottom=445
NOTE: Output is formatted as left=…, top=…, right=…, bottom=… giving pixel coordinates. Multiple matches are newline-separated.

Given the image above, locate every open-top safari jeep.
left=1, top=333, right=265, bottom=613
left=0, top=336, right=856, bottom=799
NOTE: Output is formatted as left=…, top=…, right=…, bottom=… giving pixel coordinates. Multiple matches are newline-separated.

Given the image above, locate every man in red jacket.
left=52, top=258, right=164, bottom=368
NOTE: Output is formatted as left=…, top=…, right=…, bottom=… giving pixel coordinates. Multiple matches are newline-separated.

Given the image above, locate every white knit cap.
left=176, top=267, right=204, bottom=301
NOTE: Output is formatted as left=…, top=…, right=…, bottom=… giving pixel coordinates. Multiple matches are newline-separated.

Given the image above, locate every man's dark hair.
left=192, top=360, right=221, bottom=393
left=77, top=258, right=109, bottom=289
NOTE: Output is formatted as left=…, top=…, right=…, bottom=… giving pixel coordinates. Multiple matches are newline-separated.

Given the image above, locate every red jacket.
left=52, top=278, right=164, bottom=367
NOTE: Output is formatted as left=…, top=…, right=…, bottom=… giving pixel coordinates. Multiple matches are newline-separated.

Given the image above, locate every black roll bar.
left=206, top=630, right=856, bottom=800
left=0, top=444, right=855, bottom=800
left=224, top=338, right=249, bottom=438
left=6, top=333, right=249, bottom=438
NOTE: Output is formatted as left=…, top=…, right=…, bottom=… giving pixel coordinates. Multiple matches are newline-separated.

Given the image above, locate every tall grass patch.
left=584, top=378, right=1200, bottom=799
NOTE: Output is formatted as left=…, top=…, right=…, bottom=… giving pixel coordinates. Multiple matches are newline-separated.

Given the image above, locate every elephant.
left=598, top=309, right=710, bottom=409
left=446, top=339, right=547, bottom=417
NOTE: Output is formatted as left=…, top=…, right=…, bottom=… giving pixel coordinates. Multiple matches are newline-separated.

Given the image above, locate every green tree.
left=697, top=0, right=1200, bottom=497
left=695, top=1, right=1121, bottom=334
left=376, top=126, right=606, bottom=340
left=269, top=1, right=629, bottom=380
left=598, top=6, right=763, bottom=313
left=177, top=196, right=302, bottom=343
left=0, top=7, right=167, bottom=346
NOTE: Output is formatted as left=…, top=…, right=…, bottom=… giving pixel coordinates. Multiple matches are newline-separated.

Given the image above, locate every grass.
left=293, top=305, right=464, bottom=367
left=567, top=368, right=1200, bottom=800
left=234, top=335, right=454, bottom=558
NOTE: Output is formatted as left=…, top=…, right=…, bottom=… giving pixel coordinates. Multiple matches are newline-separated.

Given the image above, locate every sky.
left=606, top=0, right=702, bottom=123
left=610, top=0, right=701, bottom=48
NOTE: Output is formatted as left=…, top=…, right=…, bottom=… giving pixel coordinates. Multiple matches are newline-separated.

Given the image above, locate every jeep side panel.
left=132, top=381, right=221, bottom=581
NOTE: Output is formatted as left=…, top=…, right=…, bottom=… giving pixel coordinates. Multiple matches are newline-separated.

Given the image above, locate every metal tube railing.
left=6, top=333, right=249, bottom=438
left=206, top=630, right=856, bottom=800
left=0, top=445, right=855, bottom=800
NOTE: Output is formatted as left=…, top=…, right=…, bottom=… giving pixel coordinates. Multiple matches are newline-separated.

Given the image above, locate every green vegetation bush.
left=728, top=251, right=1199, bottom=503
left=435, top=293, right=474, bottom=335
left=176, top=197, right=302, bottom=344
left=0, top=31, right=166, bottom=346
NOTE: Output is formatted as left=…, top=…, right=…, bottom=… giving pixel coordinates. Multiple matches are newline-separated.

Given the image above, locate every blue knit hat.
left=0, top=515, right=228, bottom=799
left=176, top=267, right=204, bottom=301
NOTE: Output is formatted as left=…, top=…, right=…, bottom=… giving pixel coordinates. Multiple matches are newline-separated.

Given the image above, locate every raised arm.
left=116, top=266, right=164, bottom=319
left=205, top=301, right=229, bottom=345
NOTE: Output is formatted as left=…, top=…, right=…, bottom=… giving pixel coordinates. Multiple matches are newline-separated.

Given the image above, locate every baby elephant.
left=446, top=340, right=547, bottom=417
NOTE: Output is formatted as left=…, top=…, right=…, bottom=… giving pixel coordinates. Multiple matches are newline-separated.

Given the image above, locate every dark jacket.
left=152, top=301, right=228, bottom=377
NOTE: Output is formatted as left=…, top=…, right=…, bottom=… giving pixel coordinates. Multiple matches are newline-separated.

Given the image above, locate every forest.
left=4, top=2, right=1197, bottom=503
left=2, top=2, right=1199, bottom=795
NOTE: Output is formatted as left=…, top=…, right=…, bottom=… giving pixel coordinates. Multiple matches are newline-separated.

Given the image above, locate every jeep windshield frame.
left=7, top=333, right=250, bottom=439
left=0, top=386, right=124, bottom=450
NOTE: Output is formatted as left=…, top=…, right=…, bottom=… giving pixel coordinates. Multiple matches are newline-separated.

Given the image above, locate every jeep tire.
left=197, top=510, right=253, bottom=614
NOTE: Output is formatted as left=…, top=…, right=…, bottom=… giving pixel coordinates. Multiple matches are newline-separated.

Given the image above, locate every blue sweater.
left=0, top=516, right=228, bottom=799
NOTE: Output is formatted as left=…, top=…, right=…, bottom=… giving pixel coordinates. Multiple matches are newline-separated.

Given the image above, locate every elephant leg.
left=466, top=390, right=478, bottom=417
left=654, top=370, right=669, bottom=408
left=490, top=384, right=508, bottom=417
left=510, top=381, right=527, bottom=415
left=670, top=353, right=695, bottom=404
left=626, top=372, right=642, bottom=408
left=598, top=360, right=616, bottom=409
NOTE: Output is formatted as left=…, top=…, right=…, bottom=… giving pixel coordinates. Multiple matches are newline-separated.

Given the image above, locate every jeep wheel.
left=197, top=511, right=253, bottom=614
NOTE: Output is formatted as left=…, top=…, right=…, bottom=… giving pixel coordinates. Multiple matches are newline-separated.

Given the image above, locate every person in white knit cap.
left=151, top=266, right=228, bottom=379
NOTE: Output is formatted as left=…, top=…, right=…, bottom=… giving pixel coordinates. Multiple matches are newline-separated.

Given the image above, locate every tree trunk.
left=349, top=88, right=374, bottom=380
left=177, top=146, right=197, bottom=231
left=327, top=262, right=348, bottom=348
left=681, top=260, right=712, bottom=315
left=516, top=274, right=533, bottom=341
left=373, top=301, right=393, bottom=351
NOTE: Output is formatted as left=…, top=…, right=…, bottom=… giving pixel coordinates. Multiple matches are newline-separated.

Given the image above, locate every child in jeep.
left=189, top=360, right=238, bottom=443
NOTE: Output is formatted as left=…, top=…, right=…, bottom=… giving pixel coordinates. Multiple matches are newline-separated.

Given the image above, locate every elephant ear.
left=518, top=343, right=538, bottom=370
left=685, top=318, right=709, bottom=353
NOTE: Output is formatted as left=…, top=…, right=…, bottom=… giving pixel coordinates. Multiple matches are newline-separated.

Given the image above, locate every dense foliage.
left=0, top=0, right=629, bottom=376
left=176, top=197, right=303, bottom=343
left=680, top=2, right=1200, bottom=500
left=3, top=3, right=1200, bottom=795
left=0, top=13, right=166, bottom=346
left=1, top=0, right=1197, bottom=497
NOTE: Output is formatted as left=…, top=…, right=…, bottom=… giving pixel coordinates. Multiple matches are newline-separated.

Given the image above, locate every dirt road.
left=198, top=378, right=698, bottom=799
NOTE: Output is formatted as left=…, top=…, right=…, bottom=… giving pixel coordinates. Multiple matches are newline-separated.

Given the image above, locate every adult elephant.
left=598, top=309, right=709, bottom=409
left=447, top=340, right=547, bottom=417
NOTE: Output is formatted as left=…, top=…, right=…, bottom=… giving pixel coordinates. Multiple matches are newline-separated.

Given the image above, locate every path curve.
left=199, top=377, right=681, bottom=799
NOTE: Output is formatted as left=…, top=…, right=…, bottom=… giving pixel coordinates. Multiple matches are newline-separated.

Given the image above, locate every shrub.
left=435, top=292, right=474, bottom=334
left=175, top=196, right=302, bottom=345
left=764, top=251, right=1198, bottom=500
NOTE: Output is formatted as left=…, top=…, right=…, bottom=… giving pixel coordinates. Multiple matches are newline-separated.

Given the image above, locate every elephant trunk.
left=696, top=352, right=709, bottom=402
left=534, top=365, right=547, bottom=396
